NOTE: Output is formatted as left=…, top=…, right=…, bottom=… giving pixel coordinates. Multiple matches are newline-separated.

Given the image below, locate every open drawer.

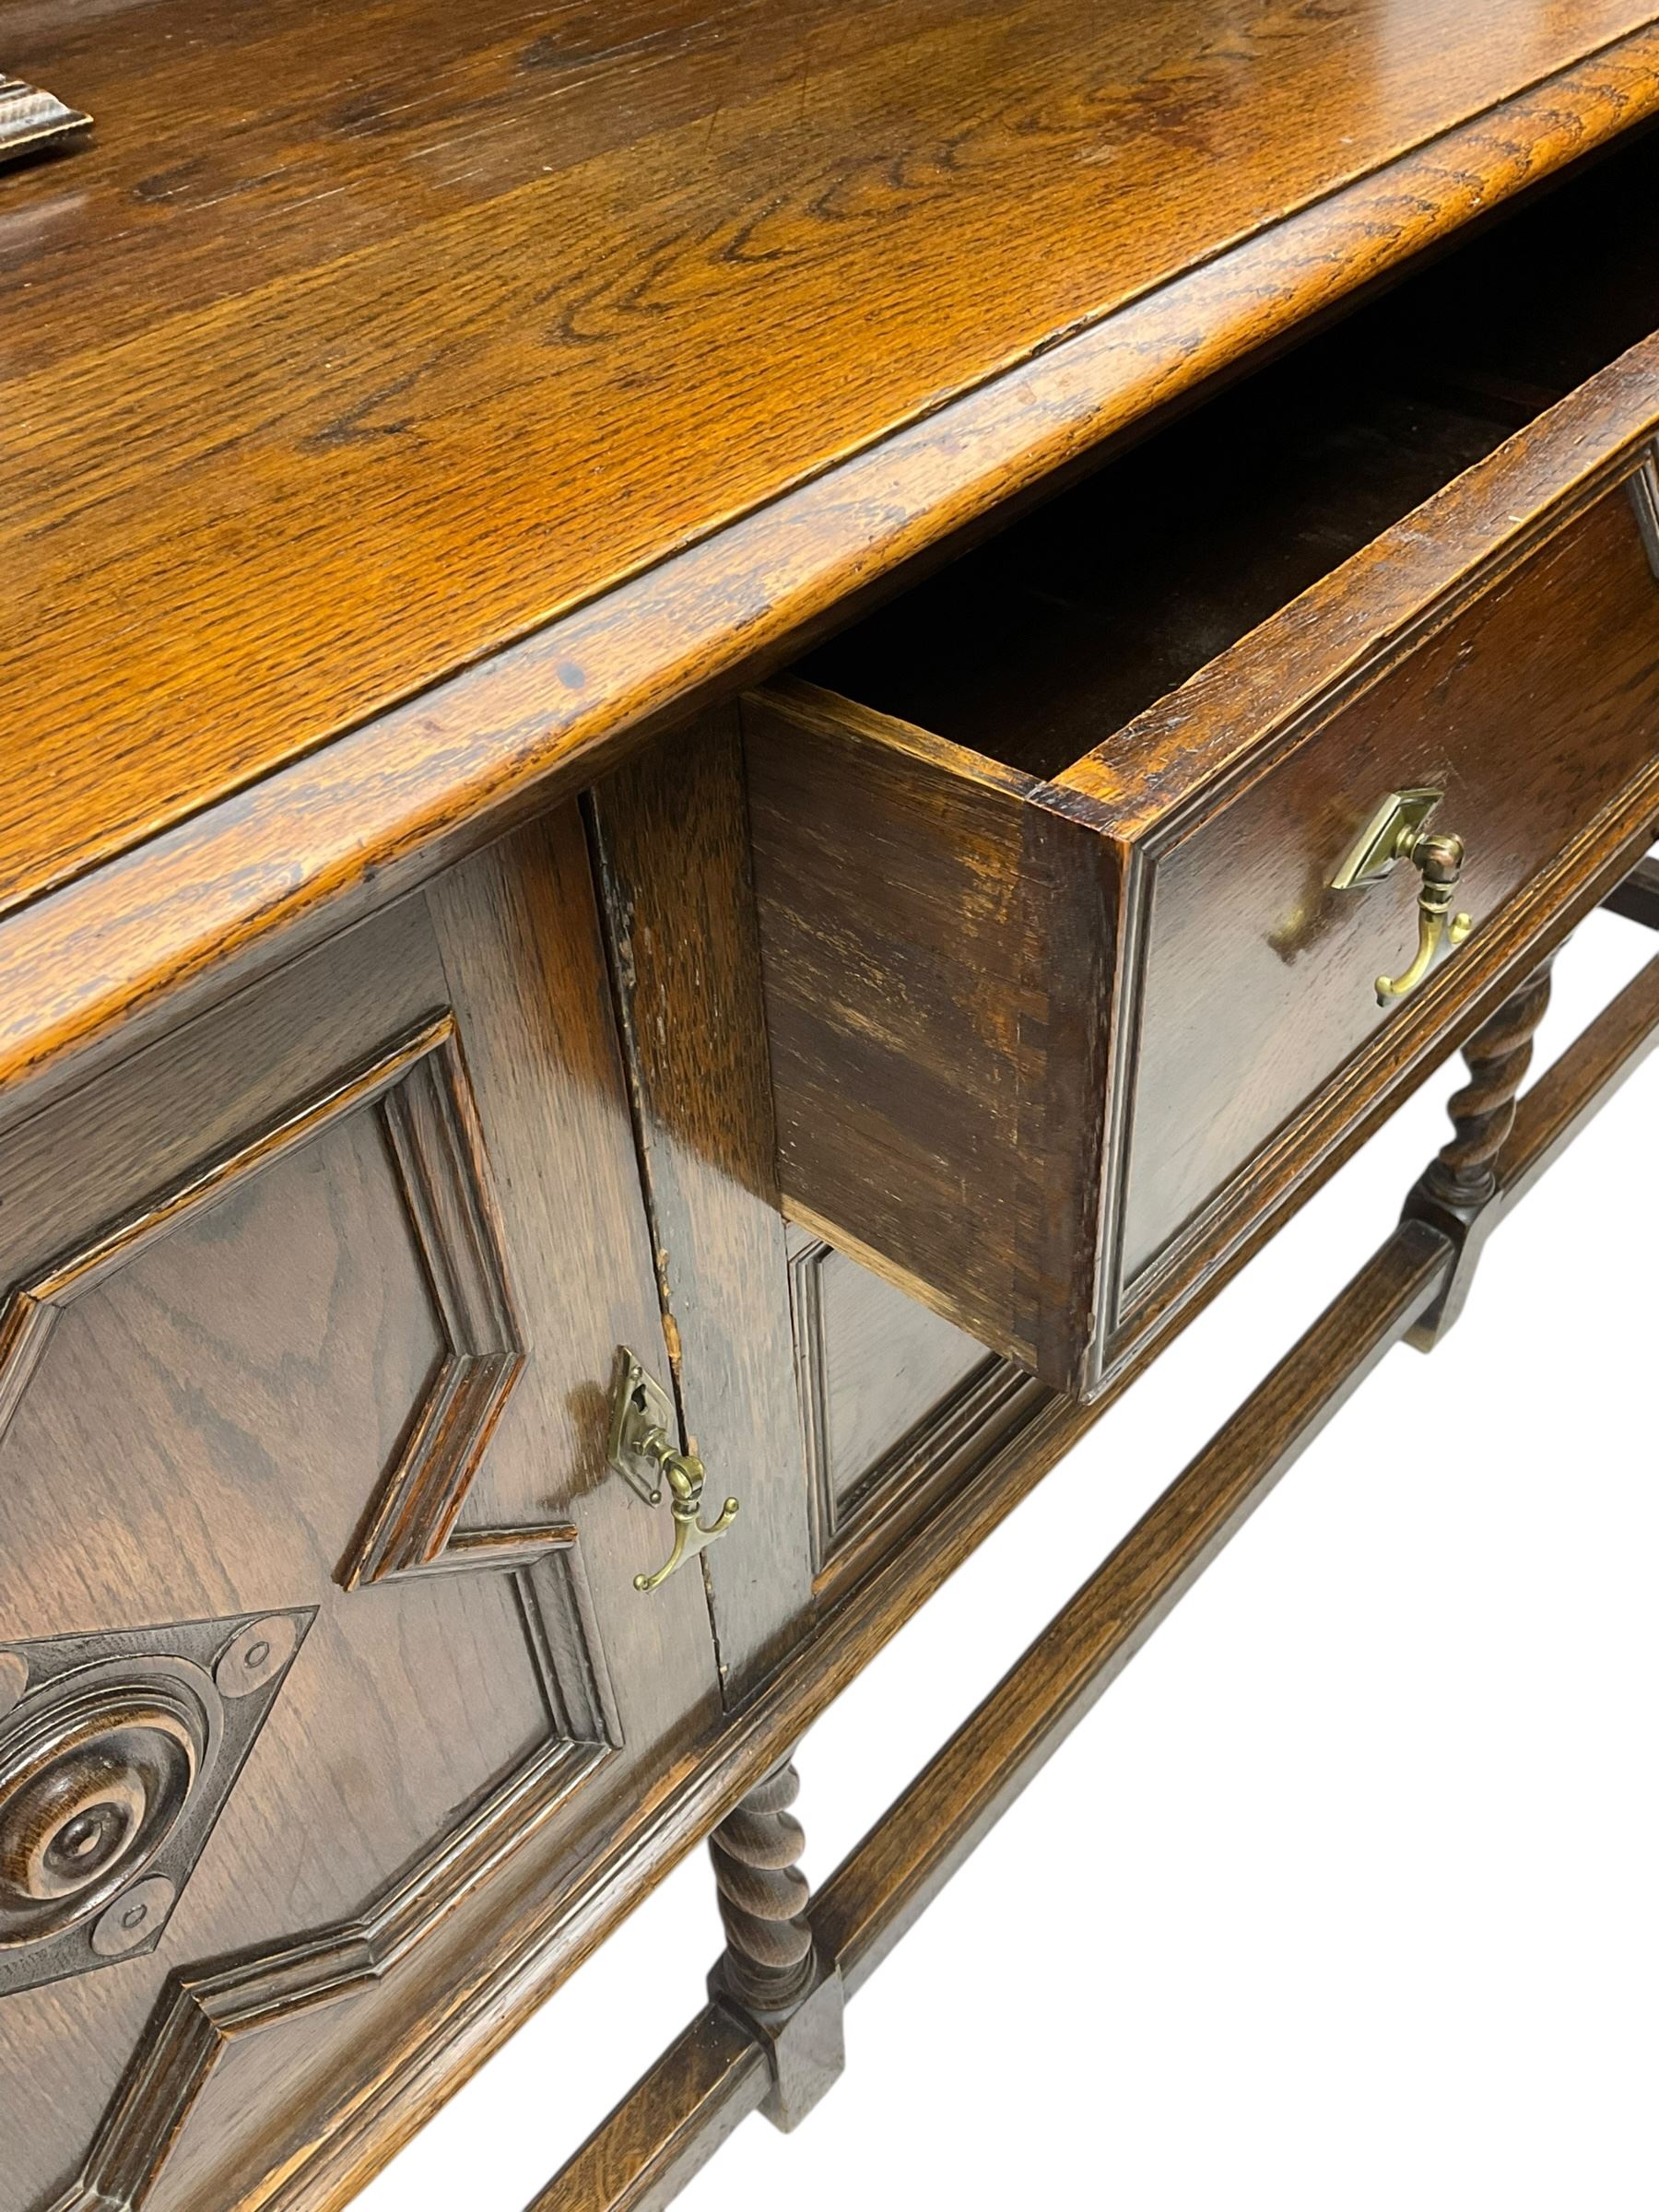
left=744, top=133, right=1659, bottom=1400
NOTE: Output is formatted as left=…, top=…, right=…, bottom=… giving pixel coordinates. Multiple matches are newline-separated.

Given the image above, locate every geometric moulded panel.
left=0, top=1003, right=625, bottom=2208
left=0, top=1013, right=560, bottom=1596
left=785, top=1234, right=1044, bottom=1583
left=44, top=1557, right=618, bottom=2212
left=0, top=1608, right=312, bottom=1996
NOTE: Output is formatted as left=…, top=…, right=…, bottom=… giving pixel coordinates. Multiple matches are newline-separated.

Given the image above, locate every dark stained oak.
left=705, top=1756, right=846, bottom=2134
left=783, top=1228, right=1047, bottom=1595
left=1116, top=488, right=1654, bottom=1282
left=745, top=678, right=1116, bottom=1384
left=707, top=1759, right=815, bottom=2015
left=794, top=1240, right=990, bottom=1510
left=1403, top=928, right=1659, bottom=1352
left=1421, top=967, right=1560, bottom=1206
left=5, top=12, right=1659, bottom=2209
left=2, top=6, right=1659, bottom=1106
left=263, top=1354, right=1113, bottom=2212
left=533, top=1216, right=1460, bottom=2209
left=524, top=2006, right=768, bottom=2212
left=1402, top=958, right=1559, bottom=1347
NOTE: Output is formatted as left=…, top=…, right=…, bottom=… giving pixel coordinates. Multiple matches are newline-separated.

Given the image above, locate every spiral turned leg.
left=1403, top=954, right=1556, bottom=1346
left=1420, top=960, right=1555, bottom=1206
left=710, top=1759, right=815, bottom=2013
left=707, top=1754, right=844, bottom=2131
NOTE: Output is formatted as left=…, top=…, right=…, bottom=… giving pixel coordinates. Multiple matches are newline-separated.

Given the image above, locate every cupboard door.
left=0, top=806, right=720, bottom=2212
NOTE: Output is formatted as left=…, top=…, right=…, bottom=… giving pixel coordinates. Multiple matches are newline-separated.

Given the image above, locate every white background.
left=364, top=904, right=1657, bottom=2212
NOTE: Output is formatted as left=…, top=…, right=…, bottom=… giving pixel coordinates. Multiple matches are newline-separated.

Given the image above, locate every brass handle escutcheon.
left=607, top=1348, right=739, bottom=1594
left=1330, top=789, right=1474, bottom=1007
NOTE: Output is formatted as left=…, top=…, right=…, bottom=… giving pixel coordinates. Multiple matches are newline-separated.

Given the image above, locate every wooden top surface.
left=4, top=0, right=1659, bottom=1086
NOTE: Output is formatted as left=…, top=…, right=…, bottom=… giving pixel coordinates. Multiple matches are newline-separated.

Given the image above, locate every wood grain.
left=229, top=1369, right=1112, bottom=2212
left=586, top=712, right=817, bottom=1700
left=522, top=933, right=1659, bottom=2212
left=1120, top=480, right=1659, bottom=1279
left=786, top=1231, right=1046, bottom=1594
left=2, top=14, right=1656, bottom=2202
left=0, top=925, right=546, bottom=2209
left=1, top=12, right=1658, bottom=1109
left=0, top=810, right=730, bottom=2212
left=795, top=1241, right=989, bottom=1507
left=524, top=2005, right=768, bottom=2212
left=247, top=937, right=1659, bottom=2212
left=125, top=814, right=724, bottom=2212
left=6, top=0, right=1653, bottom=910
left=800, top=1247, right=995, bottom=1504
left=744, top=677, right=1116, bottom=1384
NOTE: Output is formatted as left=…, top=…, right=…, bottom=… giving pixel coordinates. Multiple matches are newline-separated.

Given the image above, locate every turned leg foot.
left=707, top=1754, right=845, bottom=2132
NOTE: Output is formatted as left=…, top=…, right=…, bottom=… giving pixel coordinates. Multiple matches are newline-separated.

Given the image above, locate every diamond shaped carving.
left=0, top=1608, right=313, bottom=1995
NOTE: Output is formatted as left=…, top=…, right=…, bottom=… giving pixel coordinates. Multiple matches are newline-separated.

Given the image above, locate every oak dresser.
left=2, top=4, right=1657, bottom=2206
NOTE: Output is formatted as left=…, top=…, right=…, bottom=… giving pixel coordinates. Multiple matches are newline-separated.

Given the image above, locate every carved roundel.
left=0, top=1665, right=202, bottom=1943
left=0, top=1609, right=313, bottom=1996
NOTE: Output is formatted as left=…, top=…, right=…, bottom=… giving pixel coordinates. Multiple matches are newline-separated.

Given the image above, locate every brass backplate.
left=607, top=1347, right=676, bottom=1507
left=1330, top=787, right=1444, bottom=892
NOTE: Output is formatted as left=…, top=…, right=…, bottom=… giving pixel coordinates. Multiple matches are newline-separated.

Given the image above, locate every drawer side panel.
left=745, top=687, right=1115, bottom=1389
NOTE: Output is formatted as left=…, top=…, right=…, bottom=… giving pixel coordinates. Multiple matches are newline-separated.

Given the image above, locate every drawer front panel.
left=0, top=811, right=719, bottom=2212
left=1122, top=477, right=1659, bottom=1283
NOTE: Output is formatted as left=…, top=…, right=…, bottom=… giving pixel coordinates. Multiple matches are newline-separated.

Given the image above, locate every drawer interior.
left=797, top=124, right=1659, bottom=782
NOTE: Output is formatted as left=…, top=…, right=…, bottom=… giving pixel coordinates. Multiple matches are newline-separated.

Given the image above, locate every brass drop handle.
left=1330, top=789, right=1474, bottom=1007
left=1374, top=830, right=1473, bottom=1004
left=631, top=1446, right=739, bottom=1594
left=606, top=1348, right=739, bottom=1594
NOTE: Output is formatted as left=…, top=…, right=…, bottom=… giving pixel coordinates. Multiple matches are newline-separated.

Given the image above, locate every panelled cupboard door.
left=0, top=807, right=721, bottom=2212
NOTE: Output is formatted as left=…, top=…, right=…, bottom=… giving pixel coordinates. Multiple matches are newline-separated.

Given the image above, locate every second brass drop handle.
left=1378, top=828, right=1473, bottom=1005
left=631, top=1443, right=739, bottom=1594
left=606, top=1348, right=739, bottom=1594
left=1329, top=788, right=1475, bottom=1006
